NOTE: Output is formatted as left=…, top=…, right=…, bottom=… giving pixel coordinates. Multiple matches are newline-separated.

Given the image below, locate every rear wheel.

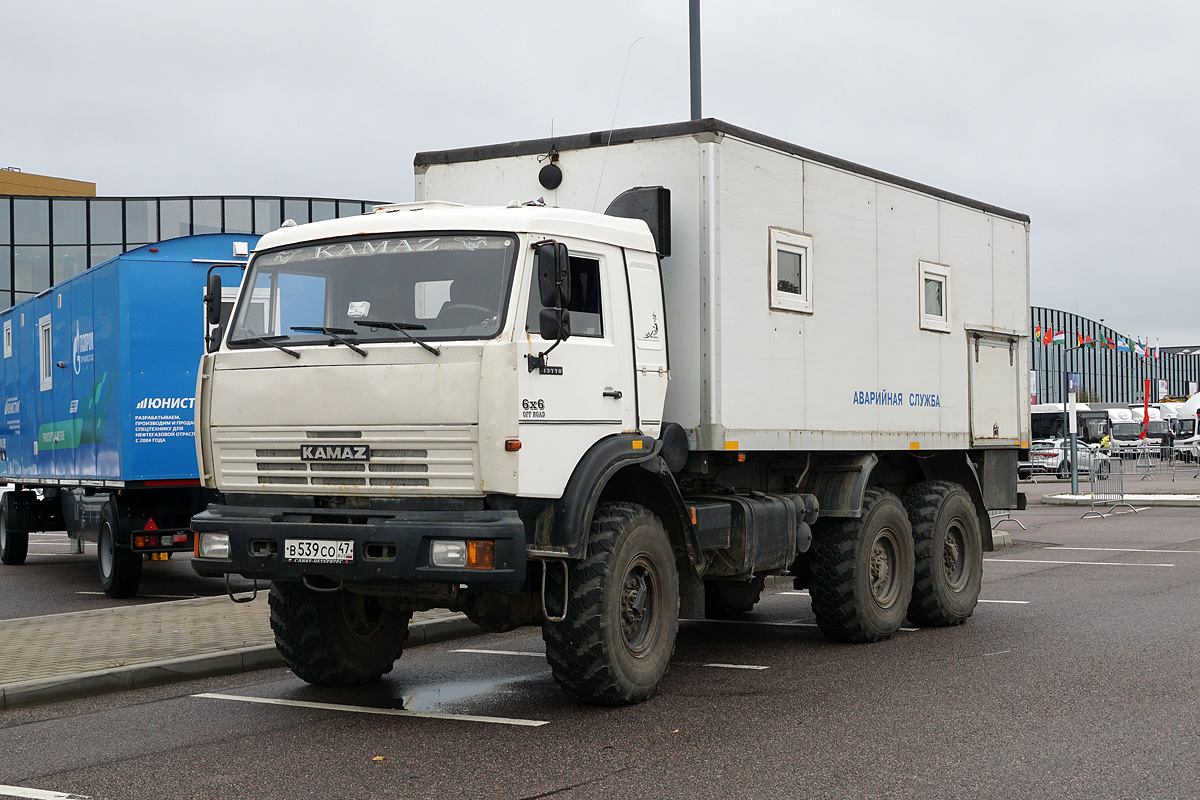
left=543, top=502, right=679, bottom=705
left=98, top=502, right=141, bottom=598
left=269, top=581, right=410, bottom=686
left=704, top=576, right=765, bottom=619
left=810, top=487, right=914, bottom=642
left=902, top=481, right=982, bottom=626
left=1057, top=460, right=1072, bottom=479
left=0, top=506, right=29, bottom=566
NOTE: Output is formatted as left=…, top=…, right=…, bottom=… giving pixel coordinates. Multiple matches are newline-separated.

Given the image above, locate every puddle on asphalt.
left=393, top=674, right=530, bottom=712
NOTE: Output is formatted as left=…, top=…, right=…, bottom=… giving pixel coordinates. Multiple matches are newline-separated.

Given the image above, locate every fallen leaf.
left=372, top=756, right=387, bottom=762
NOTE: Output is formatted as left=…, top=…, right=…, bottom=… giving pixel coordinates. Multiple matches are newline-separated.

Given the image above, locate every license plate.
left=284, top=539, right=355, bottom=563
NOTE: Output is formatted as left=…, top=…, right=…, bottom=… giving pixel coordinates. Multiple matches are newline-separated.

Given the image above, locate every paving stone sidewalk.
left=0, top=595, right=476, bottom=709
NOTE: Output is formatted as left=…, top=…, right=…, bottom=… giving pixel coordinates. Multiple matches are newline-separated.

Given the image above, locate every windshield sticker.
left=264, top=236, right=511, bottom=266
left=347, top=301, right=371, bottom=318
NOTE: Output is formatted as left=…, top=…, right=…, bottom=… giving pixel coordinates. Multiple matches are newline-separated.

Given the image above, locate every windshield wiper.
left=291, top=326, right=367, bottom=357
left=353, top=320, right=441, bottom=357
left=229, top=333, right=300, bottom=359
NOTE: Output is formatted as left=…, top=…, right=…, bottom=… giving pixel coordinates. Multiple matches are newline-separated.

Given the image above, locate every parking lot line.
left=977, top=599, right=1030, bottom=604
left=454, top=648, right=544, bottom=658
left=688, top=618, right=919, bottom=633
left=701, top=663, right=770, bottom=670
left=0, top=786, right=90, bottom=800
left=193, top=692, right=549, bottom=727
left=984, top=558, right=1175, bottom=567
left=1047, top=547, right=1200, bottom=554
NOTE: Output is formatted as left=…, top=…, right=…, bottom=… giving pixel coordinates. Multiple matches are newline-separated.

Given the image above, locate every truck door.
left=518, top=239, right=636, bottom=495
left=967, top=330, right=1024, bottom=446
left=625, top=249, right=667, bottom=439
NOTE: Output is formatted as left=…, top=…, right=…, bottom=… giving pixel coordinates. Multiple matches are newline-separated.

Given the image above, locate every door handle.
left=603, top=389, right=623, bottom=399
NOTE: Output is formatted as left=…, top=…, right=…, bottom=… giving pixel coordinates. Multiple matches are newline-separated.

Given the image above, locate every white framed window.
left=38, top=315, right=53, bottom=391
left=769, top=227, right=813, bottom=314
left=919, top=260, right=951, bottom=333
left=3, top=320, right=11, bottom=358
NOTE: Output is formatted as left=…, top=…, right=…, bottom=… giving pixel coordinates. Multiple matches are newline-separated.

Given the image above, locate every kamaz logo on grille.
left=300, top=444, right=371, bottom=462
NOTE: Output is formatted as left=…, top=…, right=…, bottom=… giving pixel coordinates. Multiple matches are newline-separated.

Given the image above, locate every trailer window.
left=526, top=254, right=603, bottom=338
left=769, top=227, right=812, bottom=314
left=919, top=260, right=950, bottom=333
left=3, top=320, right=10, bottom=358
left=38, top=315, right=52, bottom=391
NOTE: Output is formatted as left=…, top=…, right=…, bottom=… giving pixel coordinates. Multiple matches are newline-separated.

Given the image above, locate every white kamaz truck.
left=192, top=120, right=1030, bottom=705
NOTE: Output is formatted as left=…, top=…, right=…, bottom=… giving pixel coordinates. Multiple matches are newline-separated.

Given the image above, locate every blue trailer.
left=0, top=234, right=256, bottom=596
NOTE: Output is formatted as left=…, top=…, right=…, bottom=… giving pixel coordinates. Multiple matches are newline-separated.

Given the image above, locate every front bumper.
left=190, top=502, right=526, bottom=593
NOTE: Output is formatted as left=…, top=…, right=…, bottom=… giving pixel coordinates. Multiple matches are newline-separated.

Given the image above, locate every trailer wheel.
left=810, top=487, right=913, bottom=643
left=902, top=481, right=982, bottom=627
left=704, top=576, right=765, bottom=619
left=0, top=507, right=29, bottom=566
left=542, top=502, right=679, bottom=705
left=98, top=503, right=142, bottom=598
left=269, top=581, right=409, bottom=686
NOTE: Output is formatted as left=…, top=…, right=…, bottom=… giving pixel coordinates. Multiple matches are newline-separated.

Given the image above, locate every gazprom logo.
left=72, top=321, right=94, bottom=376
left=136, top=396, right=195, bottom=410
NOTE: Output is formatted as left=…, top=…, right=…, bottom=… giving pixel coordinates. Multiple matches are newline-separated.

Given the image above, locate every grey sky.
left=4, top=1, right=1197, bottom=344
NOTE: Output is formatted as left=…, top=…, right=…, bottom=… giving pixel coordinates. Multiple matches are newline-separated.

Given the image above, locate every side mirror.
left=535, top=241, right=571, bottom=308
left=205, top=272, right=222, bottom=326
left=538, top=308, right=571, bottom=342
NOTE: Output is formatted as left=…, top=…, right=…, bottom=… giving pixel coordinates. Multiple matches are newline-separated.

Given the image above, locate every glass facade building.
left=0, top=194, right=383, bottom=309
left=1031, top=306, right=1200, bottom=404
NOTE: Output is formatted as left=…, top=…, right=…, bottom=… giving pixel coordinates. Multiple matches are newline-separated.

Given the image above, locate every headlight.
left=199, top=532, right=230, bottom=559
left=430, top=540, right=467, bottom=567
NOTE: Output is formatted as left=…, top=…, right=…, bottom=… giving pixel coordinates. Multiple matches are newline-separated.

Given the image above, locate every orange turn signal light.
left=504, top=439, right=522, bottom=452
left=466, top=540, right=495, bottom=570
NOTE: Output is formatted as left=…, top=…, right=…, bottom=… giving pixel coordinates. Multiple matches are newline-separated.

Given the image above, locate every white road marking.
left=0, top=786, right=90, bottom=800
left=1048, top=546, right=1200, bottom=554
left=984, top=558, right=1174, bottom=567
left=779, top=590, right=809, bottom=596
left=75, top=592, right=199, bottom=599
left=454, top=648, right=544, bottom=658
left=977, top=599, right=1030, bottom=604
left=687, top=618, right=918, bottom=632
left=193, top=692, right=549, bottom=727
left=702, top=663, right=770, bottom=670
left=982, top=650, right=1011, bottom=657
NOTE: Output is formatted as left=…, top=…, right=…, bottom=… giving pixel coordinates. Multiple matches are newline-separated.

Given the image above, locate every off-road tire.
left=98, top=502, right=142, bottom=598
left=902, top=480, right=982, bottom=627
left=269, top=581, right=409, bottom=686
left=0, top=506, right=29, bottom=566
left=704, top=575, right=766, bottom=619
left=542, top=502, right=679, bottom=705
left=810, top=487, right=913, bottom=643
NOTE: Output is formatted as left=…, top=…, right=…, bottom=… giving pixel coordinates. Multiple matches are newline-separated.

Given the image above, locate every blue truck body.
left=0, top=234, right=255, bottom=484
left=0, top=234, right=257, bottom=596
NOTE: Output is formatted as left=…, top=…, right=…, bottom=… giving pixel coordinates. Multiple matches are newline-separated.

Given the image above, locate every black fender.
left=550, top=433, right=701, bottom=563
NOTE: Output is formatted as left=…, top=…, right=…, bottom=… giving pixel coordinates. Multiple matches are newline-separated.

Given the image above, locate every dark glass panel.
left=194, top=198, right=221, bottom=234
left=338, top=201, right=365, bottom=218
left=89, top=200, right=122, bottom=244
left=14, top=198, right=50, bottom=244
left=126, top=199, right=156, bottom=244
left=52, top=199, right=87, bottom=244
left=254, top=198, right=281, bottom=233
left=161, top=199, right=190, bottom=239
left=53, top=246, right=88, bottom=282
left=0, top=198, right=9, bottom=243
left=283, top=199, right=309, bottom=225
left=14, top=246, right=50, bottom=295
left=311, top=201, right=336, bottom=222
left=89, top=244, right=123, bottom=267
left=224, top=199, right=252, bottom=233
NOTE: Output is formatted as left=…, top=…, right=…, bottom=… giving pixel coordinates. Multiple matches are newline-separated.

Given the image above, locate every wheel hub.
left=943, top=521, right=969, bottom=591
left=869, top=529, right=901, bottom=608
left=620, top=556, right=659, bottom=656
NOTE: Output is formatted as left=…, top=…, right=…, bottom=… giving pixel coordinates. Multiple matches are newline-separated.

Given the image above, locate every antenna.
left=592, top=36, right=644, bottom=212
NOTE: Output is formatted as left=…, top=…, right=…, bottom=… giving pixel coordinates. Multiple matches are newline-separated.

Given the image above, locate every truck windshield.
left=1111, top=423, right=1141, bottom=439
left=1178, top=419, right=1196, bottom=436
left=227, top=234, right=519, bottom=347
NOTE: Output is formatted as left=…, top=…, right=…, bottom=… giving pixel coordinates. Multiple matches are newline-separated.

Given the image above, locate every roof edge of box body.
left=413, top=118, right=1030, bottom=225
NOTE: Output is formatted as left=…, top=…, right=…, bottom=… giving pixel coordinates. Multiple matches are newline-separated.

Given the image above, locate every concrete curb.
left=0, top=613, right=482, bottom=711
left=1041, top=493, right=1200, bottom=507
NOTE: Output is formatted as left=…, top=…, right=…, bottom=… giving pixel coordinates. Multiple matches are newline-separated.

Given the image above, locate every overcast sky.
left=4, top=1, right=1198, bottom=343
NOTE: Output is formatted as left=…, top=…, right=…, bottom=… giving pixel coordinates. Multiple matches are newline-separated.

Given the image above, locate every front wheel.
left=98, top=502, right=142, bottom=598
left=543, top=502, right=679, bottom=705
left=810, top=487, right=914, bottom=643
left=902, top=481, right=982, bottom=626
left=269, top=582, right=410, bottom=686
left=0, top=506, right=29, bottom=566
left=1094, top=460, right=1111, bottom=479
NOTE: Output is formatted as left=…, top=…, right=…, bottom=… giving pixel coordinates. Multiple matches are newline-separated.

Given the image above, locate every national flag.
left=1154, top=339, right=1160, bottom=359
left=1134, top=340, right=1145, bottom=358
left=1117, top=337, right=1130, bottom=352
left=1104, top=336, right=1116, bottom=350
left=1051, top=329, right=1065, bottom=345
left=1035, top=325, right=1042, bottom=342
left=1076, top=333, right=1085, bottom=347
left=1043, top=327, right=1053, bottom=345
